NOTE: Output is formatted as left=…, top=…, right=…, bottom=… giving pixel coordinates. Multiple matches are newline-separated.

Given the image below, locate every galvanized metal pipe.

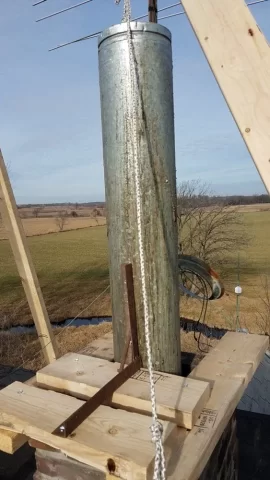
left=98, top=22, right=181, bottom=374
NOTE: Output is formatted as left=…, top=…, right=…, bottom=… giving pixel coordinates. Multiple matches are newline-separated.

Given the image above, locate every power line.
left=36, top=0, right=93, bottom=22
left=46, top=0, right=269, bottom=51
left=158, top=1, right=182, bottom=13
left=33, top=0, right=49, bottom=5
left=49, top=30, right=101, bottom=51
left=247, top=0, right=269, bottom=5
left=159, top=11, right=185, bottom=20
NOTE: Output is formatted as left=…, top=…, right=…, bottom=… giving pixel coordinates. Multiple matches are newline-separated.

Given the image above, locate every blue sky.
left=0, top=0, right=269, bottom=203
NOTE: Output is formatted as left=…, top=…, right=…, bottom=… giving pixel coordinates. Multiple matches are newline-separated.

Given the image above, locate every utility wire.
left=33, top=0, right=48, bottom=5
left=48, top=10, right=184, bottom=51
left=158, top=1, right=182, bottom=13
left=49, top=30, right=101, bottom=51
left=48, top=12, right=151, bottom=51
left=47, top=0, right=269, bottom=52
left=36, top=0, right=93, bottom=22
left=247, top=0, right=269, bottom=5
left=159, top=11, right=185, bottom=20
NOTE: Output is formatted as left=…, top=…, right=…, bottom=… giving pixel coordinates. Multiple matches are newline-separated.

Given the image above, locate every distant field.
left=223, top=203, right=270, bottom=213
left=0, top=204, right=106, bottom=239
left=0, top=216, right=106, bottom=239
left=0, top=210, right=270, bottom=336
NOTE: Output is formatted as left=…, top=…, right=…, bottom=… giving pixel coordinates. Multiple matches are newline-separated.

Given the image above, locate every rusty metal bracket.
left=52, top=263, right=141, bottom=438
left=119, top=263, right=139, bottom=371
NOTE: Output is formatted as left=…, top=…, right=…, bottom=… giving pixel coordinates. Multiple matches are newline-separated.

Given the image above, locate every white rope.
left=119, top=1, right=166, bottom=479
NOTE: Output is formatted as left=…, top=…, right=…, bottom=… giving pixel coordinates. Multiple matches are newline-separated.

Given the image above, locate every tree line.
left=16, top=194, right=269, bottom=210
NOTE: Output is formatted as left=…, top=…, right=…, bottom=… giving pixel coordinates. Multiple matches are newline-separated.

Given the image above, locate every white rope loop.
left=121, top=1, right=166, bottom=479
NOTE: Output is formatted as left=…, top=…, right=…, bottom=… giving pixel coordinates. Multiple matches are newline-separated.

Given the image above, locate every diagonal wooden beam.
left=0, top=150, right=58, bottom=364
left=181, top=0, right=270, bottom=193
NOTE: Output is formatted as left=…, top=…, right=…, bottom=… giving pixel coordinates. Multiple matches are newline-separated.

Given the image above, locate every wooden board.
left=79, top=332, right=114, bottom=361
left=168, top=332, right=268, bottom=480
left=0, top=333, right=114, bottom=454
left=0, top=151, right=58, bottom=363
left=189, top=331, right=269, bottom=387
left=36, top=353, right=210, bottom=429
left=0, top=332, right=267, bottom=480
left=181, top=0, right=270, bottom=193
left=0, top=382, right=187, bottom=480
left=0, top=375, right=37, bottom=454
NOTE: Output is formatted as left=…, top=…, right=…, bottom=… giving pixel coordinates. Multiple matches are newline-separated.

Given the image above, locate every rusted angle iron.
left=52, top=263, right=141, bottom=438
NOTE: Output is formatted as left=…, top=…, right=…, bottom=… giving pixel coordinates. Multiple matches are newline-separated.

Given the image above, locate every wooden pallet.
left=0, top=354, right=210, bottom=479
left=0, top=332, right=268, bottom=480
left=36, top=353, right=210, bottom=428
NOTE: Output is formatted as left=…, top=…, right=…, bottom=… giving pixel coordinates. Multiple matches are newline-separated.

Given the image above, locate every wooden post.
left=182, top=0, right=270, bottom=194
left=148, top=0, right=158, bottom=22
left=0, top=150, right=58, bottom=363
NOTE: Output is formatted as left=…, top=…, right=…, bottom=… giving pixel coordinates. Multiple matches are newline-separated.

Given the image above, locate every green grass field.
left=0, top=212, right=270, bottom=331
left=0, top=226, right=110, bottom=326
left=223, top=211, right=270, bottom=291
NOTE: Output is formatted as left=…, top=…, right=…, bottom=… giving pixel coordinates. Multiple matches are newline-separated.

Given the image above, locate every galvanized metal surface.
left=98, top=22, right=181, bottom=373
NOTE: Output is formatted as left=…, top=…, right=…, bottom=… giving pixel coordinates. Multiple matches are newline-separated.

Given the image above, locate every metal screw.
left=17, top=389, right=23, bottom=394
left=60, top=425, right=65, bottom=433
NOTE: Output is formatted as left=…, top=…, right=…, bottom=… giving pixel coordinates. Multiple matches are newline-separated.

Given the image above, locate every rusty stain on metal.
left=248, top=28, right=254, bottom=36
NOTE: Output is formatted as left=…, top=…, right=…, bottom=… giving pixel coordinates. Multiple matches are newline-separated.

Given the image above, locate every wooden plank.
left=189, top=331, right=269, bottom=386
left=0, top=382, right=187, bottom=480
left=0, top=375, right=37, bottom=454
left=181, top=0, right=270, bottom=193
left=167, top=378, right=243, bottom=480
left=0, top=151, right=58, bottom=363
left=79, top=332, right=114, bottom=361
left=0, top=427, right=27, bottom=455
left=0, top=332, right=267, bottom=480
left=36, top=353, right=210, bottom=429
left=0, top=331, right=114, bottom=454
left=167, top=332, right=268, bottom=480
left=28, top=439, right=58, bottom=452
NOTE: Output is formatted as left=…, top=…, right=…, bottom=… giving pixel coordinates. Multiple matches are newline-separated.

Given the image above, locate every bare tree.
left=92, top=208, right=101, bottom=225
left=55, top=211, right=68, bottom=232
left=177, top=180, right=250, bottom=266
left=33, top=207, right=42, bottom=218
